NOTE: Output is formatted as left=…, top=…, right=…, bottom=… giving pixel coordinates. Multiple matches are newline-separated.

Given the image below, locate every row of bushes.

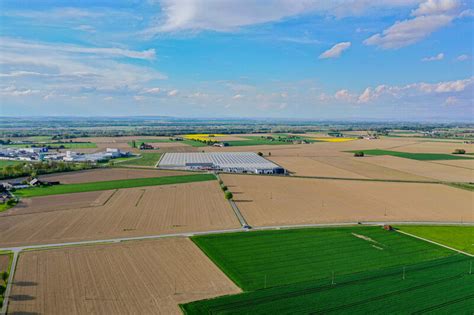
left=1, top=161, right=96, bottom=180
left=219, top=180, right=233, bottom=200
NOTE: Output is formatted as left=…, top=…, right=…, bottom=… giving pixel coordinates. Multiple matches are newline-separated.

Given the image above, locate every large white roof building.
left=159, top=152, right=285, bottom=174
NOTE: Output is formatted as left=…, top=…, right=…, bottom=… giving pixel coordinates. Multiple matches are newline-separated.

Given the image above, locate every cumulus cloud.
left=319, top=42, right=351, bottom=59
left=168, top=89, right=179, bottom=96
left=411, top=0, right=460, bottom=16
left=456, top=54, right=469, bottom=61
left=421, top=52, right=444, bottom=61
left=334, top=89, right=356, bottom=102
left=364, top=0, right=466, bottom=49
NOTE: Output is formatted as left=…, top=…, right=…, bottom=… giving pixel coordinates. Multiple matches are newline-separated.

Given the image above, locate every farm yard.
left=220, top=174, right=473, bottom=226
left=8, top=238, right=240, bottom=315
left=0, top=181, right=239, bottom=247
left=182, top=226, right=473, bottom=314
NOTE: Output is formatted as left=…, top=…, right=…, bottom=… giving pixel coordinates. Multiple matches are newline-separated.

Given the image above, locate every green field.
left=349, top=149, right=473, bottom=161
left=396, top=226, right=474, bottom=255
left=191, top=226, right=453, bottom=291
left=119, top=152, right=162, bottom=166
left=182, top=227, right=472, bottom=314
left=182, top=255, right=473, bottom=314
left=15, top=173, right=215, bottom=197
left=225, top=135, right=316, bottom=147
left=182, top=139, right=208, bottom=147
left=5, top=142, right=96, bottom=149
left=0, top=160, right=23, bottom=169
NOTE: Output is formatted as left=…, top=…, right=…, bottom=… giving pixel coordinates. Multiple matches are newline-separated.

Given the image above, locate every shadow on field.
left=10, top=294, right=36, bottom=301
left=235, top=199, right=253, bottom=203
left=10, top=312, right=40, bottom=315
left=13, top=281, right=37, bottom=287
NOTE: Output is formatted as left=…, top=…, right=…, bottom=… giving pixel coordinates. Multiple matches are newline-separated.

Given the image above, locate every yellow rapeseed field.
left=313, top=137, right=357, bottom=142
left=184, top=134, right=225, bottom=141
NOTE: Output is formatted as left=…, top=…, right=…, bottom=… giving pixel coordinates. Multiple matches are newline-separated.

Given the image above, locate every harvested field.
left=388, top=140, right=472, bottom=154
left=9, top=238, right=240, bottom=315
left=0, top=181, right=239, bottom=247
left=39, top=168, right=189, bottom=184
left=430, top=159, right=474, bottom=170
left=363, top=156, right=474, bottom=182
left=269, top=156, right=366, bottom=179
left=0, top=254, right=9, bottom=273
left=221, top=174, right=473, bottom=226
left=0, top=190, right=115, bottom=217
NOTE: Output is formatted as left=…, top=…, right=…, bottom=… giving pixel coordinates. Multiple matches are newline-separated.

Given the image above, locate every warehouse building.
left=159, top=152, right=285, bottom=174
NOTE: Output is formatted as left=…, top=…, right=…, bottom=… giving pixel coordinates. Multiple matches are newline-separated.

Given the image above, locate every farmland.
left=0, top=181, right=239, bottom=247
left=396, top=225, right=474, bottom=254
left=117, top=152, right=162, bottom=166
left=182, top=255, right=473, bottom=314
left=191, top=227, right=453, bottom=291
left=8, top=238, right=240, bottom=314
left=349, top=149, right=473, bottom=161
left=39, top=168, right=189, bottom=184
left=15, top=173, right=215, bottom=197
left=182, top=227, right=472, bottom=314
left=220, top=174, right=473, bottom=226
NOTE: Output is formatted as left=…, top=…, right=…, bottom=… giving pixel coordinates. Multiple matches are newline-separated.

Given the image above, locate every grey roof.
left=159, top=152, right=280, bottom=170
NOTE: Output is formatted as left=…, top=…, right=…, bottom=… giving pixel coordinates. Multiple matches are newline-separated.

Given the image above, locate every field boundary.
left=396, top=230, right=473, bottom=257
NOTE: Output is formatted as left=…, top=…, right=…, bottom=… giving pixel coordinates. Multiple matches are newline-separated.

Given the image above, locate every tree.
left=257, top=152, right=263, bottom=156
left=268, top=152, right=271, bottom=156
left=1, top=271, right=8, bottom=283
left=0, top=284, right=5, bottom=295
left=225, top=191, right=233, bottom=200
left=221, top=185, right=227, bottom=191
left=453, top=149, right=466, bottom=154
left=354, top=151, right=364, bottom=157
left=131, top=140, right=136, bottom=148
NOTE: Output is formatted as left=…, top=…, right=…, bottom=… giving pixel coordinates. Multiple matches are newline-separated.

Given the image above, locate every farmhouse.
left=159, top=152, right=285, bottom=174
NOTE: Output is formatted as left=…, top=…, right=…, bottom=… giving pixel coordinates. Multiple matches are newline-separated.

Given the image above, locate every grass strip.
left=15, top=173, right=216, bottom=197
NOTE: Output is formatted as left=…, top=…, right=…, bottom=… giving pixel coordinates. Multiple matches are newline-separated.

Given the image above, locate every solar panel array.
left=159, top=152, right=281, bottom=172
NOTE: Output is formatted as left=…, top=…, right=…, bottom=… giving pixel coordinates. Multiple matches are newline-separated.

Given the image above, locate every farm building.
left=159, top=152, right=285, bottom=174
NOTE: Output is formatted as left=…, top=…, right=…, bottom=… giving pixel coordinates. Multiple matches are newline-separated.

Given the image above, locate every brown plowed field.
left=363, top=156, right=474, bottom=182
left=0, top=181, right=239, bottom=247
left=0, top=190, right=114, bottom=217
left=387, top=140, right=472, bottom=154
left=221, top=174, right=473, bottom=226
left=38, top=168, right=190, bottom=184
left=0, top=255, right=9, bottom=273
left=9, top=238, right=240, bottom=315
left=429, top=159, right=474, bottom=170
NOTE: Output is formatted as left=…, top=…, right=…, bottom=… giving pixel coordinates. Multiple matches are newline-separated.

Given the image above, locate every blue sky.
left=0, top=0, right=472, bottom=121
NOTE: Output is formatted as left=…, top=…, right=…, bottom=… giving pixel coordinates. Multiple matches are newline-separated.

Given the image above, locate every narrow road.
left=0, top=252, right=18, bottom=315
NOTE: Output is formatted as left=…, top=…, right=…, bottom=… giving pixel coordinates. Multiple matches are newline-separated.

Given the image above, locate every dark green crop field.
left=348, top=149, right=473, bottom=161
left=182, top=255, right=473, bottom=314
left=15, top=173, right=215, bottom=197
left=182, top=226, right=473, bottom=314
left=191, top=227, right=453, bottom=291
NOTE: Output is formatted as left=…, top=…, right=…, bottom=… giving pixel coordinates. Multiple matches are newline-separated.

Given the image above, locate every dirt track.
left=8, top=238, right=240, bottom=315
left=221, top=174, right=473, bottom=226
left=0, top=181, right=239, bottom=247
left=39, top=168, right=189, bottom=184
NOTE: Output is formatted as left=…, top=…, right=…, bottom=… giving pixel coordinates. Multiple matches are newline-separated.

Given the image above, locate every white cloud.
left=411, top=0, right=460, bottom=16
left=104, top=96, right=114, bottom=101
left=144, top=0, right=423, bottom=35
left=421, top=52, right=444, bottom=61
left=456, top=54, right=469, bottom=61
left=364, top=14, right=453, bottom=49
left=444, top=96, right=459, bottom=105
left=358, top=87, right=373, bottom=103
left=364, top=0, right=466, bottom=49
left=232, top=94, right=244, bottom=99
left=0, top=85, right=40, bottom=97
left=0, top=37, right=156, bottom=60
left=168, top=89, right=179, bottom=96
left=134, top=95, right=145, bottom=101
left=319, top=42, right=351, bottom=59
left=334, top=89, right=356, bottom=102
left=73, top=24, right=96, bottom=33
left=143, top=87, right=161, bottom=94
